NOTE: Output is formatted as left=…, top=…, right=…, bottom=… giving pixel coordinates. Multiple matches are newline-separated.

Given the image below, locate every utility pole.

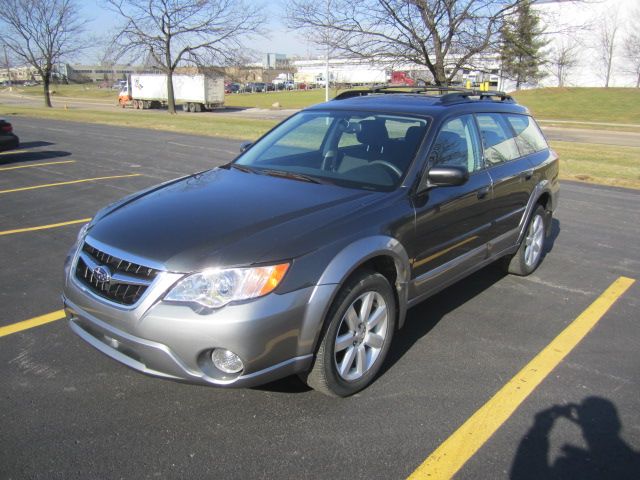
left=3, top=45, right=11, bottom=89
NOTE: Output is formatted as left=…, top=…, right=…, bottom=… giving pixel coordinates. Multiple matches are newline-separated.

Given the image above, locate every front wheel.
left=502, top=205, right=547, bottom=276
left=303, top=270, right=396, bottom=397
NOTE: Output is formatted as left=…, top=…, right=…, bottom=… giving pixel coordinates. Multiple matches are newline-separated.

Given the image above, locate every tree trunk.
left=43, top=74, right=52, bottom=108
left=433, top=57, right=447, bottom=86
left=167, top=69, right=176, bottom=114
left=636, top=72, right=640, bottom=88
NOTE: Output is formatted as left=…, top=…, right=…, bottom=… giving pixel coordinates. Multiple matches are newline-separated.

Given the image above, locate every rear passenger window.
left=505, top=114, right=548, bottom=155
left=475, top=113, right=520, bottom=165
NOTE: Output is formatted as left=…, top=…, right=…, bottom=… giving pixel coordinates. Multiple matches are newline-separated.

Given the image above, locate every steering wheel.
left=369, top=160, right=402, bottom=177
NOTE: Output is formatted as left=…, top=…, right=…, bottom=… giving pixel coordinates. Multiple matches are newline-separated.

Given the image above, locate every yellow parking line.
left=0, top=173, right=142, bottom=194
left=407, top=276, right=636, bottom=480
left=0, top=160, right=76, bottom=171
left=0, top=218, right=91, bottom=236
left=0, top=149, right=29, bottom=156
left=0, top=310, right=66, bottom=338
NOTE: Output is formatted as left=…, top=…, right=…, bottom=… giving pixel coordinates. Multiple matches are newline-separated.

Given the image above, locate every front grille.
left=75, top=242, right=160, bottom=306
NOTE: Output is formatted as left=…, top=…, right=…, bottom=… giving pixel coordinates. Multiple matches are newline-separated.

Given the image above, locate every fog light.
left=211, top=349, right=244, bottom=374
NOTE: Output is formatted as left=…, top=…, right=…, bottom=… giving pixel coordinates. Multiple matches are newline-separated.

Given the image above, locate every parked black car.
left=0, top=119, right=19, bottom=152
left=63, top=87, right=558, bottom=397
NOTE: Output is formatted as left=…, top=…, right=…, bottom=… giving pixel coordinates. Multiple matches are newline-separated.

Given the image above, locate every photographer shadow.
left=510, top=396, right=640, bottom=480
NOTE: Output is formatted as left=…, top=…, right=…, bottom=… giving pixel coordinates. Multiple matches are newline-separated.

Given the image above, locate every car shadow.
left=510, top=396, right=640, bottom=479
left=252, top=375, right=311, bottom=394
left=543, top=218, right=561, bottom=257
left=17, top=141, right=55, bottom=149
left=380, top=262, right=509, bottom=378
left=0, top=149, right=71, bottom=165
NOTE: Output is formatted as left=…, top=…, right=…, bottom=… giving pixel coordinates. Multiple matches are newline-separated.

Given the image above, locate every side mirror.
left=239, top=141, right=253, bottom=153
left=421, top=166, right=469, bottom=190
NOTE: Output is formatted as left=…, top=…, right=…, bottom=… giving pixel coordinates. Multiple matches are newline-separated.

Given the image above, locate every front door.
left=409, top=114, right=493, bottom=298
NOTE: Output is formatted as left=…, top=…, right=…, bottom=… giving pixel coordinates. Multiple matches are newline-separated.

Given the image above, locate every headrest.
left=356, top=120, right=389, bottom=146
left=405, top=125, right=426, bottom=146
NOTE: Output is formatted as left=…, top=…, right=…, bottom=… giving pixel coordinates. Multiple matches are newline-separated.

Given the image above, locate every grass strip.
left=0, top=104, right=278, bottom=140
left=551, top=140, right=640, bottom=189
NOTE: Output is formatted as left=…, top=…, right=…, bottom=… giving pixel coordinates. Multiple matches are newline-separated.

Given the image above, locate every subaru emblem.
left=93, top=265, right=112, bottom=283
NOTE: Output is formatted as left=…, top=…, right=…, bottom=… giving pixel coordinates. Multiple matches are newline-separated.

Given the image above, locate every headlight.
left=76, top=222, right=90, bottom=243
left=165, top=263, right=290, bottom=309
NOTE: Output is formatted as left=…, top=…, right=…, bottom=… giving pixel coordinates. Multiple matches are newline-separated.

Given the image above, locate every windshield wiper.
left=226, top=163, right=257, bottom=174
left=260, top=169, right=325, bottom=184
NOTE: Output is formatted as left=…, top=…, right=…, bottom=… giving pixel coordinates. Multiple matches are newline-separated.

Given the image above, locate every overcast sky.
left=79, top=0, right=314, bottom=64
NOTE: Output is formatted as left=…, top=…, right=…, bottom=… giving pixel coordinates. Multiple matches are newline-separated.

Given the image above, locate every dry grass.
left=551, top=140, right=640, bottom=189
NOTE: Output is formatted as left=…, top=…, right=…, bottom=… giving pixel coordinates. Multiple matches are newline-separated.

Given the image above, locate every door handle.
left=522, top=169, right=534, bottom=180
left=476, top=186, right=490, bottom=199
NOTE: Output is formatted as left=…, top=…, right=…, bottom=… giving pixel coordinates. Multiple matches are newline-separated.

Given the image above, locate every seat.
left=338, top=120, right=390, bottom=173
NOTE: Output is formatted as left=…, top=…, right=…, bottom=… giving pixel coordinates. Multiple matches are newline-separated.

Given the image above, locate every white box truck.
left=118, top=73, right=224, bottom=112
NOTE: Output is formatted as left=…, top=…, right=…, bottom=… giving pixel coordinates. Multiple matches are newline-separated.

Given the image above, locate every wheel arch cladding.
left=307, top=236, right=411, bottom=351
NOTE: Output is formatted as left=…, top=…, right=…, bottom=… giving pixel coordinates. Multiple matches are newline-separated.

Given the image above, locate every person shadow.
left=510, top=396, right=640, bottom=480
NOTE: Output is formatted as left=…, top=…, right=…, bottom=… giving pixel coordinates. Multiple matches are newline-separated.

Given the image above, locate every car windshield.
left=235, top=110, right=429, bottom=191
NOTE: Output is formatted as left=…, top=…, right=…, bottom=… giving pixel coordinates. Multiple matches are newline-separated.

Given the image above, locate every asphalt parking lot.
left=1, top=117, right=639, bottom=479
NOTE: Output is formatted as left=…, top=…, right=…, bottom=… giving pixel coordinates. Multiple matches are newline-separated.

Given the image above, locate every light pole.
left=325, top=0, right=330, bottom=102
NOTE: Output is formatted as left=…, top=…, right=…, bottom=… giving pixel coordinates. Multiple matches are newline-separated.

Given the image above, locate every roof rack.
left=439, top=90, right=514, bottom=104
left=332, top=86, right=514, bottom=104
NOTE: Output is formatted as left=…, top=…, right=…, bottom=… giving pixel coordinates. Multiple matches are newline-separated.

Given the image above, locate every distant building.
left=263, top=53, right=289, bottom=70
left=58, top=64, right=159, bottom=83
left=0, top=65, right=41, bottom=84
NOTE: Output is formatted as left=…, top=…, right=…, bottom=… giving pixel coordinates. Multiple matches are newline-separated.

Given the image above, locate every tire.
left=502, top=205, right=547, bottom=276
left=188, top=102, right=196, bottom=113
left=303, top=270, right=396, bottom=397
left=193, top=103, right=202, bottom=113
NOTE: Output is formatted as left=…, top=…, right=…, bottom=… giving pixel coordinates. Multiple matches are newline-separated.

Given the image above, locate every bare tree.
left=105, top=0, right=264, bottom=114
left=624, top=33, right=640, bottom=88
left=623, top=10, right=640, bottom=88
left=0, top=0, right=86, bottom=107
left=597, top=10, right=619, bottom=88
left=287, top=0, right=529, bottom=86
left=548, top=41, right=580, bottom=87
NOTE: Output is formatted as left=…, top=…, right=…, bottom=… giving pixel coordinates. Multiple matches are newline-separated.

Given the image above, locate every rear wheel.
left=303, top=270, right=396, bottom=397
left=503, top=205, right=547, bottom=276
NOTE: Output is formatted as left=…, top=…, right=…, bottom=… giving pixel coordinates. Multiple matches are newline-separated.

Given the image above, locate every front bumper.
left=63, top=267, right=335, bottom=387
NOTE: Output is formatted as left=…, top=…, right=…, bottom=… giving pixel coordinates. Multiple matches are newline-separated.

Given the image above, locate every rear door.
left=474, top=113, right=535, bottom=250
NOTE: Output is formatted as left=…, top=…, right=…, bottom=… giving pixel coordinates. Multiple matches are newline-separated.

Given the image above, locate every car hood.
left=86, top=167, right=381, bottom=272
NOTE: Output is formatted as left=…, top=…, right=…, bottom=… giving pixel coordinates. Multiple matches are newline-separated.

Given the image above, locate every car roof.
left=306, top=91, right=530, bottom=118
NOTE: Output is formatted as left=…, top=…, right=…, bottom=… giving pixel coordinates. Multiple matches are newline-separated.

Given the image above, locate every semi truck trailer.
left=118, top=73, right=225, bottom=112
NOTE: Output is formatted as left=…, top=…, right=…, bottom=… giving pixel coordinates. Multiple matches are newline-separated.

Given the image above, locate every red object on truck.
left=390, top=71, right=415, bottom=86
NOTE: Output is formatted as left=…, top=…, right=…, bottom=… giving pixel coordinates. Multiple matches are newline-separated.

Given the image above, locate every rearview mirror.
left=240, top=141, right=253, bottom=153
left=424, top=166, right=469, bottom=188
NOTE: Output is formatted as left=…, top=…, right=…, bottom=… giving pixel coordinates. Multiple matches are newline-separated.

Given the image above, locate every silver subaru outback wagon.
left=63, top=88, right=558, bottom=396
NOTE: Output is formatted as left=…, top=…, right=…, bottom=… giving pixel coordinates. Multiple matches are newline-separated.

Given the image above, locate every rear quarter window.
left=505, top=114, right=548, bottom=156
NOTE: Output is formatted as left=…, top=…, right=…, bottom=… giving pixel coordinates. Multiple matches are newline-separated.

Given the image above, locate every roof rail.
left=438, top=90, right=514, bottom=104
left=332, top=86, right=514, bottom=103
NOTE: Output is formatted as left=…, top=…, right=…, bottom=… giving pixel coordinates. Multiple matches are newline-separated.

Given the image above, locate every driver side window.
left=430, top=115, right=482, bottom=173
